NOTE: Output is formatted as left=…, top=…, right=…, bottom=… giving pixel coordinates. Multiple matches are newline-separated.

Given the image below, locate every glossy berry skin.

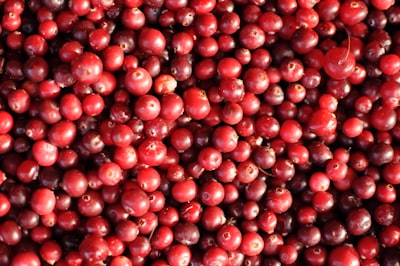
left=370, top=105, right=396, bottom=131
left=279, top=244, right=298, bottom=264
left=125, top=67, right=153, bottom=96
left=239, top=24, right=266, bottom=50
left=183, top=87, right=211, bottom=120
left=137, top=139, right=167, bottom=166
left=265, top=187, right=293, bottom=214
left=167, top=244, right=192, bottom=266
left=342, top=117, right=364, bottom=138
left=138, top=28, right=166, bottom=55
left=346, top=208, right=372, bottom=236
left=198, top=147, right=222, bottom=171
left=47, top=120, right=77, bottom=148
left=7, top=89, right=31, bottom=114
left=240, top=232, right=264, bottom=256
left=357, top=236, right=380, bottom=260
left=379, top=54, right=400, bottom=75
left=328, top=244, right=360, bottom=266
left=0, top=193, right=11, bottom=217
left=202, top=247, right=229, bottom=266
left=102, top=46, right=124, bottom=72
left=308, top=109, right=337, bottom=137
left=40, top=240, right=62, bottom=265
left=0, top=111, right=14, bottom=134
left=280, top=120, right=303, bottom=143
left=121, top=188, right=150, bottom=217
left=280, top=58, right=305, bottom=82
left=30, top=188, right=56, bottom=215
left=79, top=234, right=109, bottom=263
left=171, top=179, right=198, bottom=203
left=11, top=252, right=40, bottom=266
left=382, top=162, right=400, bottom=184
left=98, top=162, right=123, bottom=186
left=216, top=225, right=242, bottom=251
left=1, top=0, right=400, bottom=264
left=32, top=140, right=58, bottom=167
left=324, top=47, right=356, bottom=80
left=200, top=180, right=225, bottom=206
left=71, top=52, right=103, bottom=85
left=61, top=169, right=88, bottom=197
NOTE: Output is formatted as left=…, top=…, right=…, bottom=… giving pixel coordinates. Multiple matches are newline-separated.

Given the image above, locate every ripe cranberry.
left=200, top=180, right=225, bottom=206
left=219, top=11, right=240, bottom=35
left=279, top=244, right=298, bottom=264
left=280, top=58, right=305, bottom=82
left=240, top=232, right=264, bottom=256
left=40, top=240, right=62, bottom=265
left=11, top=252, right=40, bottom=266
left=279, top=120, right=303, bottom=143
left=77, top=189, right=104, bottom=217
left=121, top=188, right=150, bottom=217
left=304, top=245, right=327, bottom=265
left=183, top=87, right=211, bottom=120
left=190, top=0, right=216, bottom=15
left=1, top=0, right=400, bottom=264
left=346, top=207, right=372, bottom=235
left=71, top=52, right=103, bottom=85
left=370, top=105, right=397, bottom=131
left=138, top=139, right=167, bottom=166
left=324, top=47, right=356, bottom=79
left=171, top=179, right=198, bottom=203
left=0, top=111, right=14, bottom=134
left=166, top=244, right=192, bottom=266
left=30, top=188, right=56, bottom=215
left=97, top=162, right=123, bottom=186
left=0, top=219, right=22, bottom=246
left=60, top=169, right=87, bottom=198
left=125, top=67, right=153, bottom=96
left=265, top=187, right=293, bottom=214
left=342, top=117, right=364, bottom=138
left=138, top=27, right=166, bottom=55
left=357, top=235, right=380, bottom=260
left=79, top=234, right=109, bottom=263
left=328, top=244, right=360, bottom=265
left=202, top=247, right=229, bottom=266
left=150, top=225, right=174, bottom=251
left=0, top=193, right=11, bottom=217
left=308, top=109, right=337, bottom=137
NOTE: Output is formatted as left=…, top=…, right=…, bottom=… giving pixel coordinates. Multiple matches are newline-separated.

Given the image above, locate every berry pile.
left=0, top=0, right=399, bottom=265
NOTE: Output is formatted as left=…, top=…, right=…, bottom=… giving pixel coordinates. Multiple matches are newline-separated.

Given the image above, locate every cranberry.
left=265, top=187, right=293, bottom=214
left=30, top=188, right=56, bottom=215
left=370, top=105, right=397, bottom=131
left=0, top=111, right=14, bottom=134
left=328, top=244, right=360, bottom=265
left=11, top=252, right=40, bottom=266
left=120, top=188, right=150, bottom=217
left=0, top=0, right=399, bottom=264
left=150, top=225, right=174, bottom=250
left=138, top=27, right=166, bottom=55
left=183, top=87, right=211, bottom=120
left=40, top=240, right=62, bottom=265
left=0, top=192, right=11, bottom=217
left=71, top=52, right=103, bottom=85
left=324, top=47, right=356, bottom=80
left=125, top=67, right=153, bottom=96
left=97, top=162, right=123, bottom=186
left=202, top=247, right=229, bottom=266
left=240, top=231, right=264, bottom=256
left=79, top=234, right=109, bottom=263
left=138, top=139, right=167, bottom=166
left=280, top=58, right=305, bottom=82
